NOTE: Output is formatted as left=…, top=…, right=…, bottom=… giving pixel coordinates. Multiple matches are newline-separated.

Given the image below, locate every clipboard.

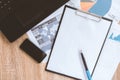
left=46, top=5, right=112, bottom=80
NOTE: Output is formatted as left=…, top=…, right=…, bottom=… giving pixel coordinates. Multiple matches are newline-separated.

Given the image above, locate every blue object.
left=81, top=52, right=93, bottom=80
left=109, top=33, right=120, bottom=42
left=89, top=0, right=112, bottom=16
left=86, top=70, right=93, bottom=80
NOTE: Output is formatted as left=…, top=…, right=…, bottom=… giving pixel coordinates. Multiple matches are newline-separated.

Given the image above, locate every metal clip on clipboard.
left=75, top=9, right=102, bottom=22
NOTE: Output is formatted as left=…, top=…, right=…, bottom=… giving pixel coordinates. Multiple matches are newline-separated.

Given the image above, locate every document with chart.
left=27, top=14, right=61, bottom=62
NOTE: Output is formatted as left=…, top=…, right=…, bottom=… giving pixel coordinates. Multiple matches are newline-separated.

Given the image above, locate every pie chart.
left=89, top=0, right=112, bottom=16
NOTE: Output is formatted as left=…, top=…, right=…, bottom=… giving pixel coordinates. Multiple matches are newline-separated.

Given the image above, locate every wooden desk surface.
left=0, top=33, right=120, bottom=80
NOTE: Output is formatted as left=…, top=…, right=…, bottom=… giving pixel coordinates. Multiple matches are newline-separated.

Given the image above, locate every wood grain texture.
left=0, top=32, right=119, bottom=80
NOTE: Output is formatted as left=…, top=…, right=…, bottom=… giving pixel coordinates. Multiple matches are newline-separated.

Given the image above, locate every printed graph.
left=109, top=33, right=120, bottom=42
left=89, top=0, right=112, bottom=16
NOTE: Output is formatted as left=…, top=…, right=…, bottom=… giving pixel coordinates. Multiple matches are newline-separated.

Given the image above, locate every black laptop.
left=0, top=0, right=69, bottom=42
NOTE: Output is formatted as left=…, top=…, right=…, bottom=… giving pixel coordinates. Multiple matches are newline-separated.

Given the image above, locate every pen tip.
left=79, top=50, right=83, bottom=54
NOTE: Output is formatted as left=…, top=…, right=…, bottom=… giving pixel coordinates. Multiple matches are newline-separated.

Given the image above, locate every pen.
left=80, top=51, right=93, bottom=80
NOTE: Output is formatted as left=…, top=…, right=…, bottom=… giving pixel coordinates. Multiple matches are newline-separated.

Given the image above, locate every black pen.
left=80, top=51, right=92, bottom=80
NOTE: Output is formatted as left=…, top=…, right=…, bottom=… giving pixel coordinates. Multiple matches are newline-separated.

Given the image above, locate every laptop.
left=0, top=0, right=69, bottom=42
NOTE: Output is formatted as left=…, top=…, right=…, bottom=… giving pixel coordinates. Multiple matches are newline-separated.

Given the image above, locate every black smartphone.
left=20, top=39, right=46, bottom=63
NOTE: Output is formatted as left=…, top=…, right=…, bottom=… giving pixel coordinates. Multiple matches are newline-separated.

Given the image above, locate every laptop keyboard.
left=0, top=0, right=69, bottom=42
left=0, top=0, right=13, bottom=20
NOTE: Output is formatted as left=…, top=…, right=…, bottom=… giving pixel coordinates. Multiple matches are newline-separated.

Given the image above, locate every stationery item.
left=0, top=0, right=69, bottom=42
left=89, top=0, right=112, bottom=16
left=46, top=5, right=112, bottom=80
left=81, top=52, right=92, bottom=80
left=20, top=39, right=46, bottom=63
